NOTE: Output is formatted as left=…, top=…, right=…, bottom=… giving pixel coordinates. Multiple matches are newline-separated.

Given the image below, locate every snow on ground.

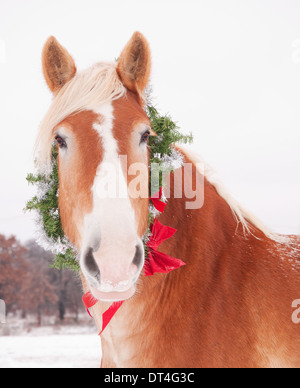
left=0, top=316, right=102, bottom=368
left=0, top=333, right=101, bottom=368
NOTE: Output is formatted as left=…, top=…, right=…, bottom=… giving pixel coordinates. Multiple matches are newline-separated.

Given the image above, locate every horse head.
left=38, top=32, right=152, bottom=302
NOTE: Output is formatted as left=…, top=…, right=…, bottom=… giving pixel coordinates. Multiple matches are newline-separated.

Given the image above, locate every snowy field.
left=0, top=319, right=102, bottom=368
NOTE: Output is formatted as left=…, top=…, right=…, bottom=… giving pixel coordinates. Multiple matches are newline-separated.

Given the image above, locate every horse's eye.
left=141, top=130, right=150, bottom=144
left=55, top=135, right=67, bottom=148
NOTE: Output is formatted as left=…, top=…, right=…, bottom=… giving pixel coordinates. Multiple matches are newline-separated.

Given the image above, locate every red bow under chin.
left=144, top=219, right=185, bottom=276
left=82, top=188, right=186, bottom=335
left=83, top=292, right=124, bottom=335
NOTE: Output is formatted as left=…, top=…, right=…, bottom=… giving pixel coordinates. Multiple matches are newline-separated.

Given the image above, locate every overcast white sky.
left=0, top=0, right=299, bottom=243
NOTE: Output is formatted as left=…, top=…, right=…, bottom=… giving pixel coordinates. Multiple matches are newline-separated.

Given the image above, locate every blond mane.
left=35, top=61, right=126, bottom=172
left=179, top=146, right=290, bottom=244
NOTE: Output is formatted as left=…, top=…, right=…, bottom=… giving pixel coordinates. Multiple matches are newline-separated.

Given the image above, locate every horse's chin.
left=91, top=284, right=136, bottom=302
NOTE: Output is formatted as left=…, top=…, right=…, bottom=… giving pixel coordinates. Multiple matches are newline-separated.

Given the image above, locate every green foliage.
left=50, top=248, right=80, bottom=272
left=26, top=104, right=193, bottom=273
left=26, top=147, right=79, bottom=272
left=147, top=104, right=193, bottom=193
left=26, top=147, right=61, bottom=239
left=147, top=105, right=193, bottom=160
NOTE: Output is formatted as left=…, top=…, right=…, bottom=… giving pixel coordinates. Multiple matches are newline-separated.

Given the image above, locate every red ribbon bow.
left=144, top=219, right=185, bottom=276
left=82, top=188, right=186, bottom=335
left=150, top=186, right=166, bottom=213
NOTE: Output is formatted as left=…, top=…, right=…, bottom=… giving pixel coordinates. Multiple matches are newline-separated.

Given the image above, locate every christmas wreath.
left=26, top=103, right=193, bottom=272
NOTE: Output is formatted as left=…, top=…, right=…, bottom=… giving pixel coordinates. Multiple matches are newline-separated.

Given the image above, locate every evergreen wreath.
left=26, top=103, right=193, bottom=272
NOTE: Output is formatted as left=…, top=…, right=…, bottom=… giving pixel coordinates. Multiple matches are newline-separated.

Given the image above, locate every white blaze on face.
left=81, top=102, right=141, bottom=296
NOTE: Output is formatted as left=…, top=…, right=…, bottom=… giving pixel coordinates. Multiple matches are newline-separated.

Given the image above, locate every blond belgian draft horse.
left=35, top=32, right=300, bottom=368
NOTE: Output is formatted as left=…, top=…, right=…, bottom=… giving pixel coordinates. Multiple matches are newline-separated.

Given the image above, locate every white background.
left=0, top=0, right=300, bottom=242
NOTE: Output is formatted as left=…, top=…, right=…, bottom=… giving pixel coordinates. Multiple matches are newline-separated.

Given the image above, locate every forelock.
left=35, top=62, right=126, bottom=173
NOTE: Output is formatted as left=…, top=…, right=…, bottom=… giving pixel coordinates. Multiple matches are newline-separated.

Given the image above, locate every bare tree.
left=0, top=235, right=28, bottom=314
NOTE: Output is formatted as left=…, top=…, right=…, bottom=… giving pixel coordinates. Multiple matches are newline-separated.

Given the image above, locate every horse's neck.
left=158, top=154, right=251, bottom=289
left=97, top=155, right=300, bottom=367
left=99, top=155, right=255, bottom=363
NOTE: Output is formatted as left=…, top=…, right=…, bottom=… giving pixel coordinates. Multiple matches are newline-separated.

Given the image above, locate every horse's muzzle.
left=81, top=239, right=144, bottom=302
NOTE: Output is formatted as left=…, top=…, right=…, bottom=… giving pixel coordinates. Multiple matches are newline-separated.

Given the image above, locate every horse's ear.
left=42, top=36, right=77, bottom=94
left=117, top=32, right=151, bottom=98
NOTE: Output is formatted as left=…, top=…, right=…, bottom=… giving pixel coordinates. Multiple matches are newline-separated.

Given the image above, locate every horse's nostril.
left=84, top=242, right=144, bottom=287
left=132, top=243, right=144, bottom=273
left=85, top=248, right=100, bottom=281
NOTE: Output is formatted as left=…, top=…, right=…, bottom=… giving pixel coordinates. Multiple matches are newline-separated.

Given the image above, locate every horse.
left=35, top=32, right=300, bottom=368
